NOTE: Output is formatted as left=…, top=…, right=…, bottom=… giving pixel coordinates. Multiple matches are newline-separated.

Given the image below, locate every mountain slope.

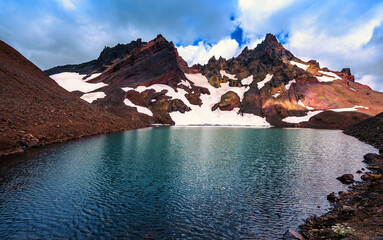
left=47, top=34, right=383, bottom=129
left=0, top=40, right=148, bottom=156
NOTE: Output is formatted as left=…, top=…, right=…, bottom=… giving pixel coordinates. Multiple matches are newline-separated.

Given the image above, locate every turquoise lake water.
left=0, top=127, right=377, bottom=239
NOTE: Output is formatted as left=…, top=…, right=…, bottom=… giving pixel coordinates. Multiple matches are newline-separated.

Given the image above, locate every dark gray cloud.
left=0, top=0, right=237, bottom=69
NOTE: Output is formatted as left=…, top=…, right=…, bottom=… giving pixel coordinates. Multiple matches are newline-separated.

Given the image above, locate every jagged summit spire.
left=236, top=33, right=294, bottom=62
left=264, top=33, right=279, bottom=44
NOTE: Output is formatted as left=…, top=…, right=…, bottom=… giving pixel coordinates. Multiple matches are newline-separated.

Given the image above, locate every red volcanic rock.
left=295, top=111, right=371, bottom=129
left=45, top=33, right=383, bottom=129
left=212, top=91, right=240, bottom=111
left=90, top=34, right=189, bottom=89
left=189, top=64, right=203, bottom=73
left=337, top=68, right=355, bottom=82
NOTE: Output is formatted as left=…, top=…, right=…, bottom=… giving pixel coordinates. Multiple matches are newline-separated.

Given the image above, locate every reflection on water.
left=0, top=127, right=377, bottom=239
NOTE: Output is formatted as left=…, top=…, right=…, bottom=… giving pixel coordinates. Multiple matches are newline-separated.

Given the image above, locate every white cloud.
left=247, top=38, right=263, bottom=50
left=56, top=0, right=77, bottom=10
left=357, top=74, right=383, bottom=92
left=286, top=5, right=383, bottom=90
left=177, top=38, right=240, bottom=66
left=238, top=0, right=297, bottom=36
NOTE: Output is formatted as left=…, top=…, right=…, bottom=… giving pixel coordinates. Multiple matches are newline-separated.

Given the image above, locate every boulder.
left=212, top=91, right=240, bottom=111
left=28, top=138, right=40, bottom=148
left=336, top=174, right=354, bottom=184
left=369, top=173, right=382, bottom=181
left=327, top=192, right=336, bottom=202
left=341, top=68, right=351, bottom=75
left=363, top=153, right=378, bottom=162
left=361, top=174, right=370, bottom=181
left=342, top=205, right=355, bottom=214
left=283, top=229, right=304, bottom=240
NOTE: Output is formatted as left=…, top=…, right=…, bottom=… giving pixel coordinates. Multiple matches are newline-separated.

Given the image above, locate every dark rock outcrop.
left=364, top=153, right=379, bottom=162
left=45, top=39, right=144, bottom=76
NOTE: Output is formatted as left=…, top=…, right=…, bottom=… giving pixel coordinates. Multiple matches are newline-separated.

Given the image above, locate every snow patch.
left=179, top=80, right=192, bottom=89
left=350, top=87, right=356, bottom=92
left=290, top=61, right=309, bottom=70
left=257, top=74, right=273, bottom=89
left=272, top=91, right=281, bottom=98
left=80, top=92, right=106, bottom=103
left=285, top=79, right=296, bottom=90
left=298, top=100, right=315, bottom=110
left=282, top=111, right=323, bottom=123
left=220, top=70, right=238, bottom=80
left=316, top=70, right=342, bottom=82
left=50, top=72, right=106, bottom=92
left=172, top=74, right=270, bottom=127
left=123, top=99, right=153, bottom=116
left=330, top=105, right=368, bottom=112
left=241, top=75, right=254, bottom=85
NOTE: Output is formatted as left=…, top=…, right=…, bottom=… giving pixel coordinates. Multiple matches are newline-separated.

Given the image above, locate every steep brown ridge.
left=0, top=40, right=149, bottom=157
left=89, top=34, right=188, bottom=88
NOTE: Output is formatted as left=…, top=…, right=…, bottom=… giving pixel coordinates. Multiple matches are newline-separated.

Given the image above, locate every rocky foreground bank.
left=0, top=40, right=149, bottom=157
left=297, top=113, right=383, bottom=240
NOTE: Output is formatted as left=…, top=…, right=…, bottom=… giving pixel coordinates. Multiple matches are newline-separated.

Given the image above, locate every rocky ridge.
left=46, top=34, right=383, bottom=129
left=47, top=33, right=383, bottom=129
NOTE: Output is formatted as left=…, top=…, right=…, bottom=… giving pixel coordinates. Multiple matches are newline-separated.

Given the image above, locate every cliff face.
left=47, top=34, right=383, bottom=128
left=0, top=40, right=149, bottom=156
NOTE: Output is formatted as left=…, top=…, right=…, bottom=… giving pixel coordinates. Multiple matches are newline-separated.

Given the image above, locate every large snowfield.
left=50, top=71, right=367, bottom=127
left=122, top=73, right=271, bottom=127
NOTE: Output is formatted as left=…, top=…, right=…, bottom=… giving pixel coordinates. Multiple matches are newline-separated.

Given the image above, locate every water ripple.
left=0, top=127, right=377, bottom=239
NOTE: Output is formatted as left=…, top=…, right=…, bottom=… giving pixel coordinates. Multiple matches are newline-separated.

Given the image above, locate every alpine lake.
left=0, top=127, right=377, bottom=239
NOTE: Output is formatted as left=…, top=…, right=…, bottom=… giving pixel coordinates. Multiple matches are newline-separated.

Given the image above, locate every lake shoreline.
left=0, top=124, right=150, bottom=158
left=299, top=113, right=383, bottom=239
left=0, top=124, right=354, bottom=159
left=299, top=152, right=383, bottom=239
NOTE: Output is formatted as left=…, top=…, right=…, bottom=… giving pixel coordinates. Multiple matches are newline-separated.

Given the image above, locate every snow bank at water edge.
left=50, top=72, right=106, bottom=92
left=282, top=106, right=369, bottom=123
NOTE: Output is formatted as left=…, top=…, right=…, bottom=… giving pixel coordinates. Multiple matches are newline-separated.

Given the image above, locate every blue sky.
left=1, top=0, right=383, bottom=91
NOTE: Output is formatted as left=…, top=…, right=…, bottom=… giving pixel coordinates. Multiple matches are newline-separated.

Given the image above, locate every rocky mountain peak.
left=264, top=33, right=279, bottom=44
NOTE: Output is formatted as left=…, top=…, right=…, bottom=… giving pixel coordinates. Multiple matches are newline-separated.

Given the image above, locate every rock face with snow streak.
left=46, top=34, right=383, bottom=129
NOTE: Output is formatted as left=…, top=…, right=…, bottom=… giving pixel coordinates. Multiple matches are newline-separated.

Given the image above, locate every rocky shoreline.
left=297, top=113, right=383, bottom=240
